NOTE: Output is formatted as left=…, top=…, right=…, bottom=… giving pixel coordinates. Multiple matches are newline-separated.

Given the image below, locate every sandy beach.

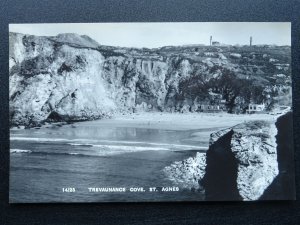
left=78, top=112, right=277, bottom=131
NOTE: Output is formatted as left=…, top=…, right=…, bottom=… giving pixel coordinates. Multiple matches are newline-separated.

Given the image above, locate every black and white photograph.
left=9, top=22, right=295, bottom=203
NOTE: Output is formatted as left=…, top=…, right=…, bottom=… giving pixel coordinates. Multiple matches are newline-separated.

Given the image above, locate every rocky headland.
left=164, top=112, right=294, bottom=201
left=202, top=119, right=278, bottom=200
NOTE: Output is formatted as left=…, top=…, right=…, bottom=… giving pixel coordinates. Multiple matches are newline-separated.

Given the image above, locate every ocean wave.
left=10, top=137, right=100, bottom=143
left=19, top=150, right=123, bottom=157
left=10, top=137, right=70, bottom=142
left=92, top=144, right=169, bottom=151
left=93, top=140, right=205, bottom=150
left=10, top=145, right=176, bottom=158
left=10, top=146, right=206, bottom=158
left=68, top=152, right=80, bottom=155
left=10, top=136, right=208, bottom=153
left=68, top=143, right=94, bottom=147
left=67, top=140, right=206, bottom=150
left=27, top=151, right=87, bottom=157
left=69, top=143, right=205, bottom=151
left=10, top=149, right=32, bottom=154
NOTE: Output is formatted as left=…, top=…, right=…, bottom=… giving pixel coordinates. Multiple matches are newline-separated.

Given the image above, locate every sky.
left=9, top=22, right=291, bottom=48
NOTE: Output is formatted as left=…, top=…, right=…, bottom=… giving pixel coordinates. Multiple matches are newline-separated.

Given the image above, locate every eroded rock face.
left=260, top=112, right=295, bottom=200
left=9, top=33, right=211, bottom=126
left=202, top=120, right=279, bottom=201
left=163, top=152, right=206, bottom=190
left=9, top=33, right=116, bottom=126
left=164, top=113, right=294, bottom=200
left=9, top=32, right=292, bottom=127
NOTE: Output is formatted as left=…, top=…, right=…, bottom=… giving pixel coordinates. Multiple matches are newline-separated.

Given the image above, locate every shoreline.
left=11, top=112, right=279, bottom=131
left=63, top=112, right=278, bottom=132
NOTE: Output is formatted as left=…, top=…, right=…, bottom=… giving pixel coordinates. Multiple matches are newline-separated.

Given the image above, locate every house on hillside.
left=197, top=100, right=227, bottom=113
left=246, top=103, right=265, bottom=114
left=198, top=104, right=222, bottom=113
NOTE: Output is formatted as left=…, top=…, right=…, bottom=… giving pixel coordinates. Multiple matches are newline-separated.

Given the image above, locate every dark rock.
left=201, top=129, right=242, bottom=201
left=260, top=112, right=296, bottom=200
left=202, top=119, right=279, bottom=200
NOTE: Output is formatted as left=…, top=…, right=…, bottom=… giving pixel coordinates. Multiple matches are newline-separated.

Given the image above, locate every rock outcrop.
left=9, top=32, right=291, bottom=127
left=201, top=119, right=279, bottom=201
left=164, top=112, right=294, bottom=200
left=163, top=152, right=206, bottom=190
left=260, top=112, right=295, bottom=200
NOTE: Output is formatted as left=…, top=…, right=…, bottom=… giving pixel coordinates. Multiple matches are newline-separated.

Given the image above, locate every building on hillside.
left=198, top=104, right=222, bottom=113
left=212, top=41, right=220, bottom=46
left=246, top=103, right=265, bottom=114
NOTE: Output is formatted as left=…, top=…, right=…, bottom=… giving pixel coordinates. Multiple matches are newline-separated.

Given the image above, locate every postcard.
left=9, top=22, right=295, bottom=202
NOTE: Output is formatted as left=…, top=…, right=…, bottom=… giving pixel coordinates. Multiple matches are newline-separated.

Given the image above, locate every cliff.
left=9, top=32, right=291, bottom=127
left=201, top=112, right=295, bottom=201
left=259, top=112, right=295, bottom=200
left=164, top=118, right=281, bottom=200
left=163, top=152, right=206, bottom=190
left=163, top=112, right=294, bottom=201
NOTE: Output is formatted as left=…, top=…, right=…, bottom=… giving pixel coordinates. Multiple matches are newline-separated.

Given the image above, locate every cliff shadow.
left=260, top=111, right=296, bottom=200
left=201, top=130, right=242, bottom=201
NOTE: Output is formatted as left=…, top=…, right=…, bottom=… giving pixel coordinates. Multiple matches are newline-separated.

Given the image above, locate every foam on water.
left=10, top=149, right=32, bottom=154
left=11, top=136, right=207, bottom=151
left=10, top=137, right=71, bottom=142
left=68, top=143, right=94, bottom=147
left=92, top=144, right=169, bottom=151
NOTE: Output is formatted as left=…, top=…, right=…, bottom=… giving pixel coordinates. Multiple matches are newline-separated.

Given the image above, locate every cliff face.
left=163, top=112, right=294, bottom=200
left=9, top=32, right=291, bottom=127
left=9, top=33, right=210, bottom=126
left=260, top=112, right=295, bottom=200
left=163, top=152, right=206, bottom=190
left=202, top=120, right=279, bottom=200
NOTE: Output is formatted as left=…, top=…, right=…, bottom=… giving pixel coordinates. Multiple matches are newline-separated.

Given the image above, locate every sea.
left=9, top=120, right=214, bottom=203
